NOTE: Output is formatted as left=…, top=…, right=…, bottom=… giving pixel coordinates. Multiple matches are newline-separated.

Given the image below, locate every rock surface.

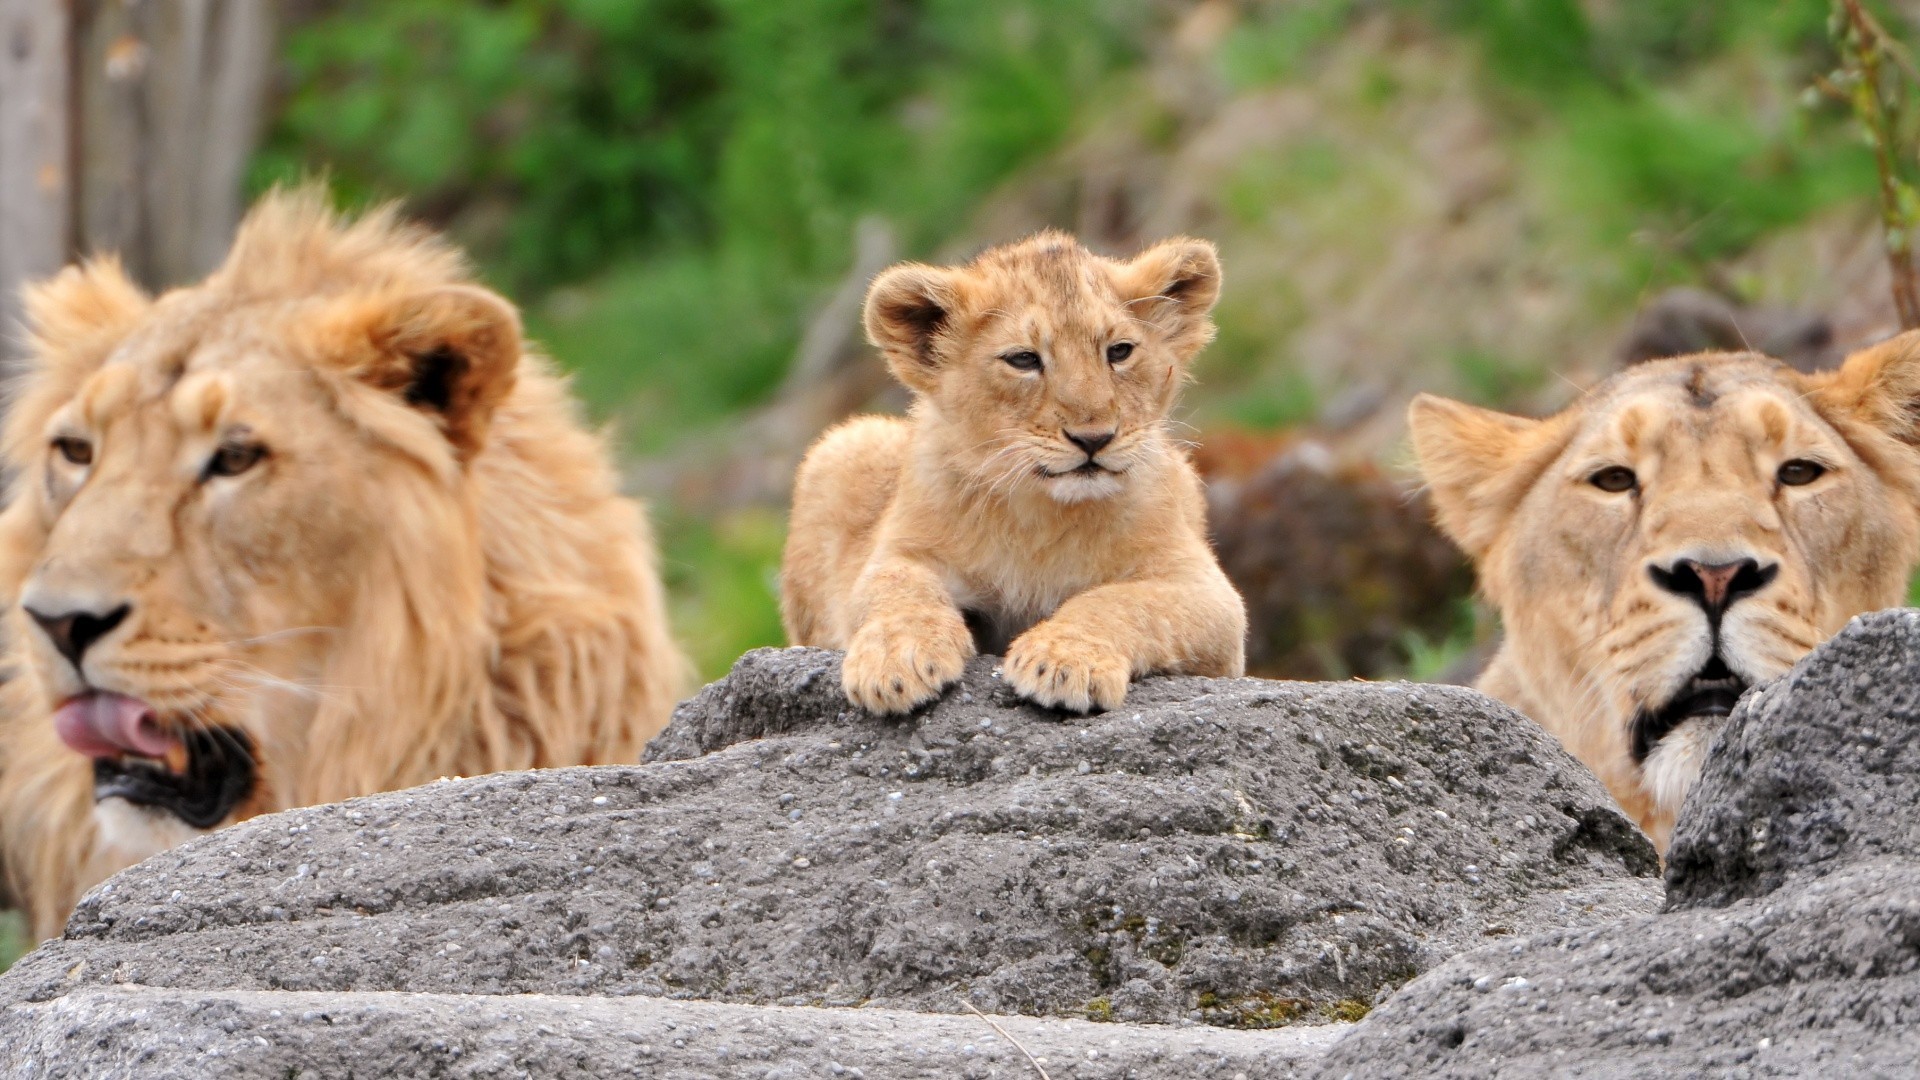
left=1316, top=609, right=1920, bottom=1079
left=2, top=986, right=1344, bottom=1079
left=0, top=648, right=1658, bottom=1076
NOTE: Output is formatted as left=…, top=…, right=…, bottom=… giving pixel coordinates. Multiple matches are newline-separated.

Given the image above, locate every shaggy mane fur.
left=0, top=189, right=689, bottom=938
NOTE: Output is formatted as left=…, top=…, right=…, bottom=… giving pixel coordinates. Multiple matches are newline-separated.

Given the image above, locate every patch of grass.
left=1196, top=989, right=1309, bottom=1029
left=0, top=909, right=26, bottom=973
left=1325, top=998, right=1373, bottom=1023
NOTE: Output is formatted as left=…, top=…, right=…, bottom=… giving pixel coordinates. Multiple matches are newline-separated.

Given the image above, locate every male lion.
left=0, top=190, right=689, bottom=939
left=1412, top=338, right=1920, bottom=851
left=782, top=231, right=1247, bottom=714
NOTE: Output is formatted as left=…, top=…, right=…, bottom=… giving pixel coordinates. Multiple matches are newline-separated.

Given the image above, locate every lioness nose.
left=25, top=602, right=131, bottom=670
left=1648, top=558, right=1777, bottom=620
left=1065, top=429, right=1115, bottom=457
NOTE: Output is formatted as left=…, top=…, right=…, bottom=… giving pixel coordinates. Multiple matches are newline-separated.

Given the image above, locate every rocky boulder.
left=0, top=648, right=1657, bottom=1076
left=1315, top=609, right=1920, bottom=1079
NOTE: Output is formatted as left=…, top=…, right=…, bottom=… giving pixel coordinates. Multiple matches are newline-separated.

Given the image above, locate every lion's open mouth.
left=55, top=692, right=257, bottom=829
left=1041, top=461, right=1117, bottom=478
left=1630, top=654, right=1748, bottom=763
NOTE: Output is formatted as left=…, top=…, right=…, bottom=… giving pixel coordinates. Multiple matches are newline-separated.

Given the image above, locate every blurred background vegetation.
left=4, top=0, right=1919, bottom=972
left=245, top=0, right=1907, bottom=681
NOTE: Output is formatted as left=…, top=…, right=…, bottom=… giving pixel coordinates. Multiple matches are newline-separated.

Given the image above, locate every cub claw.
left=842, top=619, right=970, bottom=715
left=1004, top=625, right=1130, bottom=713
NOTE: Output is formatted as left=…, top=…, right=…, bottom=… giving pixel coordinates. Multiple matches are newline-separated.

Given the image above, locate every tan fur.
left=0, top=189, right=689, bottom=939
left=1412, top=341, right=1920, bottom=851
left=782, top=231, right=1246, bottom=714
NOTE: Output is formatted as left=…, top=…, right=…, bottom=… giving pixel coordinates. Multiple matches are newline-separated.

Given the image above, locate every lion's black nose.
left=1648, top=558, right=1776, bottom=621
left=1065, top=429, right=1115, bottom=457
left=25, top=602, right=131, bottom=669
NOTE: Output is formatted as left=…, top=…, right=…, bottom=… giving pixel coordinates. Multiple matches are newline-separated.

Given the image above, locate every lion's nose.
left=1648, top=558, right=1777, bottom=621
left=1064, top=429, right=1115, bottom=457
left=25, top=602, right=131, bottom=670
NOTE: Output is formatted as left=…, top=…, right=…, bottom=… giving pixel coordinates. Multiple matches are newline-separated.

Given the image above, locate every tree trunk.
left=0, top=0, right=275, bottom=363
left=0, top=0, right=71, bottom=357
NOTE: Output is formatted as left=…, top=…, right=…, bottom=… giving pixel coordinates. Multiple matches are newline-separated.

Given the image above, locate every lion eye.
left=52, top=437, right=93, bottom=467
left=1105, top=341, right=1135, bottom=363
left=206, top=442, right=266, bottom=479
left=1589, top=466, right=1637, bottom=493
left=1002, top=350, right=1043, bottom=372
left=1777, top=459, right=1825, bottom=486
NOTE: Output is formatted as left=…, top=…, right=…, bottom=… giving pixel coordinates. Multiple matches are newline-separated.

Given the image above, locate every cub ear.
left=1804, top=329, right=1920, bottom=446
left=1117, top=237, right=1222, bottom=354
left=360, top=285, right=521, bottom=459
left=1408, top=393, right=1569, bottom=561
left=19, top=257, right=150, bottom=372
left=863, top=263, right=959, bottom=390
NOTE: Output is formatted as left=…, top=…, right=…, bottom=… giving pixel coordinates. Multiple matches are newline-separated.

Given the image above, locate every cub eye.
left=52, top=437, right=93, bottom=467
left=1002, top=350, right=1042, bottom=372
left=1589, top=466, right=1637, bottom=493
left=206, top=442, right=266, bottom=479
left=1777, top=459, right=1825, bottom=486
left=1105, top=341, right=1135, bottom=363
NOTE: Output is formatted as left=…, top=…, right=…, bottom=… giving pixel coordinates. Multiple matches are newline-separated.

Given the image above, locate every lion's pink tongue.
left=53, top=693, right=172, bottom=759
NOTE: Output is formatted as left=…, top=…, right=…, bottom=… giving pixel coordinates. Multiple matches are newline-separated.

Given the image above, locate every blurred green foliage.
left=251, top=0, right=1898, bottom=680
left=0, top=909, right=23, bottom=973
left=257, top=0, right=1149, bottom=290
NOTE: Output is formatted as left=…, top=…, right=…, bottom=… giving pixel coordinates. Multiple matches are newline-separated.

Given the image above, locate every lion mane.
left=0, top=189, right=689, bottom=939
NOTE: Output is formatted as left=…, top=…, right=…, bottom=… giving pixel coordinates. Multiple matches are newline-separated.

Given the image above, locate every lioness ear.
left=19, top=257, right=150, bottom=372
left=864, top=263, right=959, bottom=390
left=363, top=285, right=521, bottom=459
left=1805, top=329, right=1920, bottom=446
left=1409, top=393, right=1569, bottom=561
left=1117, top=238, right=1222, bottom=355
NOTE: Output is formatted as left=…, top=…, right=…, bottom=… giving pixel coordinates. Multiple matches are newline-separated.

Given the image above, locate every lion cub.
left=782, top=231, right=1247, bottom=714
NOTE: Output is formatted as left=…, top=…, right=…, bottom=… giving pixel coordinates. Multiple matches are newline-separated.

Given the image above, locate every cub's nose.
left=1064, top=429, right=1115, bottom=457
left=25, top=602, right=132, bottom=670
left=1648, top=558, right=1777, bottom=621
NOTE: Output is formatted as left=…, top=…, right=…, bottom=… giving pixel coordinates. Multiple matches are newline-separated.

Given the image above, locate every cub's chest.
left=943, top=547, right=1112, bottom=654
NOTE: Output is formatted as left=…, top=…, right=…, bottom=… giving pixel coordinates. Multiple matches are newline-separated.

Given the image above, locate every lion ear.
left=863, top=263, right=959, bottom=391
left=1409, top=393, right=1569, bottom=561
left=361, top=285, right=521, bottom=459
left=1805, top=329, right=1920, bottom=446
left=19, top=257, right=150, bottom=373
left=1117, top=238, right=1222, bottom=356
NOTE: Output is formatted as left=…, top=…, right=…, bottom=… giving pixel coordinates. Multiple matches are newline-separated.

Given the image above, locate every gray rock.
left=1, top=986, right=1344, bottom=1079
left=1316, top=609, right=1920, bottom=1079
left=0, top=647, right=1657, bottom=1075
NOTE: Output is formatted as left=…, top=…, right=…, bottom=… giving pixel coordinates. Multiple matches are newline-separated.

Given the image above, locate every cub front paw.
left=842, top=619, right=971, bottom=715
left=1004, top=624, right=1131, bottom=713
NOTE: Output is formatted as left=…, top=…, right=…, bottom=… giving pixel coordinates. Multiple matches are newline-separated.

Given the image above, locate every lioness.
left=782, top=231, right=1247, bottom=714
left=1412, top=338, right=1920, bottom=851
left=0, top=190, right=689, bottom=939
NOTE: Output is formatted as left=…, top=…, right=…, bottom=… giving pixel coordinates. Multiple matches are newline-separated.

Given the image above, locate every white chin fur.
left=1642, top=716, right=1725, bottom=828
left=94, top=796, right=206, bottom=863
left=1046, top=472, right=1124, bottom=503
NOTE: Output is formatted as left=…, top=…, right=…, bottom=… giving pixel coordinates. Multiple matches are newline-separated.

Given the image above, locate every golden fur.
left=1412, top=339, right=1920, bottom=851
left=782, top=231, right=1246, bottom=714
left=0, top=190, right=689, bottom=939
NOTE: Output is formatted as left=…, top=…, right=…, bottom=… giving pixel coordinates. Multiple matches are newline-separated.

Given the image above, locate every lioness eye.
left=1589, top=466, right=1637, bottom=493
left=206, top=442, right=266, bottom=479
left=1105, top=341, right=1135, bottom=363
left=1002, top=350, right=1042, bottom=372
left=52, top=437, right=92, bottom=467
left=1777, top=459, right=1825, bottom=486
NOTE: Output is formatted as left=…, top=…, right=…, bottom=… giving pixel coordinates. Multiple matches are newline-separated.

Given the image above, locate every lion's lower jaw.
left=93, top=796, right=207, bottom=868
left=1044, top=472, right=1125, bottom=504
